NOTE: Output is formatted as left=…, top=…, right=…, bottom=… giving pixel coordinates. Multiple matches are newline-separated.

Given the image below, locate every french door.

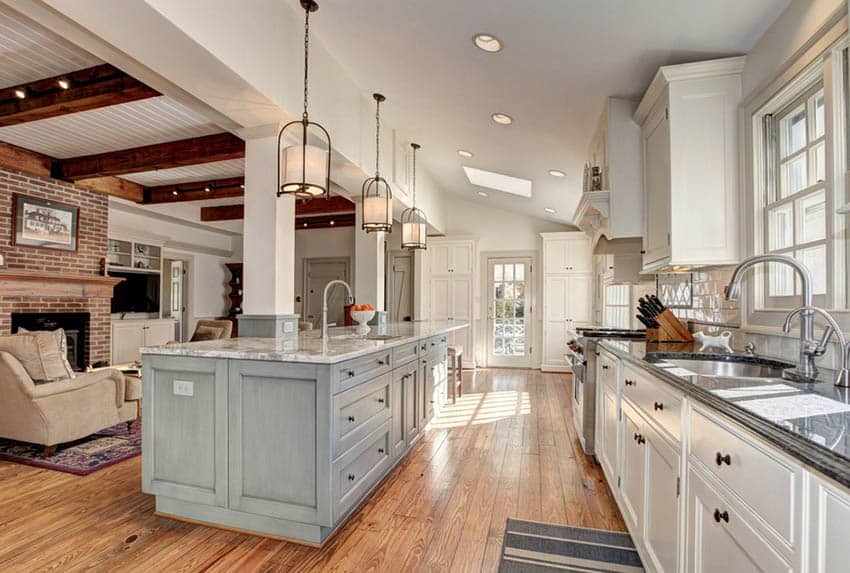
left=487, top=257, right=533, bottom=368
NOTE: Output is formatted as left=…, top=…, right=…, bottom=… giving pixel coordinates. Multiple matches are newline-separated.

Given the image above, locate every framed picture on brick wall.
left=12, top=193, right=79, bottom=252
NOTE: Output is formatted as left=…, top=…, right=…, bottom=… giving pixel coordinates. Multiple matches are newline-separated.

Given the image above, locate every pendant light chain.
left=302, top=7, right=310, bottom=121
left=411, top=144, right=417, bottom=207
left=375, top=97, right=381, bottom=177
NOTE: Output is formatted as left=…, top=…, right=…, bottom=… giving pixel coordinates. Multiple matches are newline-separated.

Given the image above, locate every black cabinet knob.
left=654, top=402, right=664, bottom=411
left=377, top=397, right=385, bottom=404
left=715, top=452, right=731, bottom=466
left=602, top=365, right=609, bottom=370
left=378, top=448, right=385, bottom=454
left=625, top=379, right=635, bottom=386
left=348, top=474, right=355, bottom=481
left=348, top=416, right=355, bottom=422
left=634, top=433, right=645, bottom=444
left=633, top=432, right=640, bottom=442
left=713, top=509, right=729, bottom=523
left=348, top=370, right=355, bottom=377
left=378, top=359, right=386, bottom=365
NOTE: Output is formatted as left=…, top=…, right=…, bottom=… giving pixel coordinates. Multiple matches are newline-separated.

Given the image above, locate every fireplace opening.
left=11, top=313, right=90, bottom=372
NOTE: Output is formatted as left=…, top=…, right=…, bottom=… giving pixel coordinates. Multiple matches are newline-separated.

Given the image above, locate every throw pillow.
left=18, top=327, right=76, bottom=380
left=191, top=325, right=224, bottom=342
left=0, top=332, right=71, bottom=383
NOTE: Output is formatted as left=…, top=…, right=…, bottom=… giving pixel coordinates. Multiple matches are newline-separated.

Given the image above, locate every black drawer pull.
left=348, top=416, right=355, bottom=423
left=377, top=397, right=385, bottom=404
left=716, top=452, right=731, bottom=466
left=347, top=370, right=356, bottom=377
left=602, top=365, right=609, bottom=370
left=378, top=448, right=385, bottom=454
left=377, top=359, right=386, bottom=366
left=625, top=379, right=635, bottom=386
left=654, top=402, right=664, bottom=411
left=348, top=474, right=356, bottom=481
left=713, top=509, right=729, bottom=523
left=634, top=433, right=645, bottom=444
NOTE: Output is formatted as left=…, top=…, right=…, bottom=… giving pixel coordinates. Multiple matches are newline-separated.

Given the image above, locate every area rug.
left=499, top=518, right=644, bottom=572
left=0, top=419, right=141, bottom=476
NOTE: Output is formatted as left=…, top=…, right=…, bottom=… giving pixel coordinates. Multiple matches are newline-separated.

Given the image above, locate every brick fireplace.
left=0, top=167, right=115, bottom=366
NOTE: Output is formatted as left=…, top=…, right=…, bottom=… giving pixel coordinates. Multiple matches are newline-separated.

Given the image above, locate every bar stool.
left=447, top=345, right=463, bottom=403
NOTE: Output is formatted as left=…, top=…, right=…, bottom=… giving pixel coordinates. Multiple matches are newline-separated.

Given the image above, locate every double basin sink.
left=647, top=353, right=796, bottom=383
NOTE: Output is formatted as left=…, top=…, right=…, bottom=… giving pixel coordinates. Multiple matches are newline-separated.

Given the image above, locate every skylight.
left=462, top=166, right=532, bottom=198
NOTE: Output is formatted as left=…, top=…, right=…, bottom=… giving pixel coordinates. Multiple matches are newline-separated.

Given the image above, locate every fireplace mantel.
left=0, top=269, right=123, bottom=298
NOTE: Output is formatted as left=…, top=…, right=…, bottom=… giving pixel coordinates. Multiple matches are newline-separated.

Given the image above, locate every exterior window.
left=604, top=284, right=631, bottom=329
left=763, top=85, right=830, bottom=306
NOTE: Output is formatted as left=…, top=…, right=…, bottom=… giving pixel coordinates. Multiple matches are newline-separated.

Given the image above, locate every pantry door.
left=487, top=258, right=533, bottom=368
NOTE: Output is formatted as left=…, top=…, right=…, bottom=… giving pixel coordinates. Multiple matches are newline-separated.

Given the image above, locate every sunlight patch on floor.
left=430, top=390, right=532, bottom=429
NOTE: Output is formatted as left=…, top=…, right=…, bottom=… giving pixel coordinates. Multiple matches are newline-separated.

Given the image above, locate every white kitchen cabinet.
left=620, top=402, right=645, bottom=537
left=643, top=422, right=680, bottom=573
left=427, top=238, right=476, bottom=367
left=112, top=319, right=176, bottom=364
left=542, top=233, right=592, bottom=274
left=430, top=241, right=473, bottom=276
left=634, top=57, right=744, bottom=271
left=808, top=475, right=850, bottom=572
left=687, top=467, right=792, bottom=572
left=596, top=358, right=620, bottom=485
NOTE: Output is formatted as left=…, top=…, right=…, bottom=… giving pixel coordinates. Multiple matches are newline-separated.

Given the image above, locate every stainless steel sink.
left=661, top=357, right=790, bottom=379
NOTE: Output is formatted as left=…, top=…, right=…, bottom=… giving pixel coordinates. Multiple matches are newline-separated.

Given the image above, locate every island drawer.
left=622, top=364, right=682, bottom=441
left=333, top=373, right=392, bottom=458
left=333, top=420, right=393, bottom=522
left=392, top=341, right=419, bottom=366
left=333, top=350, right=392, bottom=394
left=425, top=335, right=445, bottom=356
left=689, top=405, right=801, bottom=546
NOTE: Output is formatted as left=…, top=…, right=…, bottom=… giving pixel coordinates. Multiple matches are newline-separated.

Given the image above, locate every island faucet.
left=322, top=280, right=354, bottom=342
left=725, top=254, right=817, bottom=379
left=783, top=306, right=849, bottom=387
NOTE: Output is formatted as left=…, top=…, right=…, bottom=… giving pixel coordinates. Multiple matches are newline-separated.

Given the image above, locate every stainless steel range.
left=567, top=327, right=646, bottom=456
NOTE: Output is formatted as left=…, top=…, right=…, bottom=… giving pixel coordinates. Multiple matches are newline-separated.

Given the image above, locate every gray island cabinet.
left=140, top=321, right=466, bottom=545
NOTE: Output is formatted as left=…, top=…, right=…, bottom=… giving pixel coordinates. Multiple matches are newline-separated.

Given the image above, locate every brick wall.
left=0, top=167, right=111, bottom=364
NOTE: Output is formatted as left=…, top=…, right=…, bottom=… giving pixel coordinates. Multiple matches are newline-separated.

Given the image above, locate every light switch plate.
left=173, top=379, right=194, bottom=397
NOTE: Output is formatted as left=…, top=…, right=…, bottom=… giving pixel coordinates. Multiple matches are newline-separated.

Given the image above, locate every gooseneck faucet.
left=783, top=306, right=849, bottom=386
left=725, top=254, right=817, bottom=379
left=322, top=280, right=354, bottom=342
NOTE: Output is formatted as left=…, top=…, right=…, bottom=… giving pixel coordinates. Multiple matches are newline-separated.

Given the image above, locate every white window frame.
left=744, top=18, right=849, bottom=333
left=603, top=282, right=632, bottom=330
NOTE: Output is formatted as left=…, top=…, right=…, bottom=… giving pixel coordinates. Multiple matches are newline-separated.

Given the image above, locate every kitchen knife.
left=638, top=300, right=658, bottom=318
left=650, top=295, right=666, bottom=313
left=636, top=315, right=656, bottom=329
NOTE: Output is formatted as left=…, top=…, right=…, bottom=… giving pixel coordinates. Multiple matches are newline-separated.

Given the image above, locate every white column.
left=240, top=128, right=298, bottom=336
left=354, top=202, right=386, bottom=312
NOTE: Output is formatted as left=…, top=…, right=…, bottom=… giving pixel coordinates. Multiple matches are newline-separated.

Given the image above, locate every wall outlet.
left=173, top=379, right=194, bottom=397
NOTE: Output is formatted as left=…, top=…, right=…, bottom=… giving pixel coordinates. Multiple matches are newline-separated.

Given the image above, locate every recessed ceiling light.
left=544, top=208, right=556, bottom=214
left=473, top=33, right=503, bottom=53
left=171, top=190, right=179, bottom=196
left=477, top=191, right=488, bottom=197
left=330, top=220, right=335, bottom=226
left=491, top=113, right=513, bottom=125
left=204, top=186, right=211, bottom=193
left=239, top=184, right=245, bottom=189
left=57, top=78, right=70, bottom=90
left=463, top=166, right=532, bottom=198
left=13, top=88, right=26, bottom=99
left=458, top=149, right=474, bottom=158
left=548, top=170, right=566, bottom=178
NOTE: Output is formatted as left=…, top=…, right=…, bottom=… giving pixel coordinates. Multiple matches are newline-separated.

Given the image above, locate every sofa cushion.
left=191, top=325, right=224, bottom=342
left=0, top=332, right=71, bottom=383
left=17, top=327, right=75, bottom=380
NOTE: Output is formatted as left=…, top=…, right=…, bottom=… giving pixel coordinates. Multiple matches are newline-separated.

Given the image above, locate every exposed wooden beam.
left=295, top=196, right=355, bottom=215
left=53, top=133, right=245, bottom=181
left=201, top=204, right=244, bottom=222
left=296, top=213, right=355, bottom=230
left=145, top=177, right=244, bottom=204
left=0, top=64, right=160, bottom=127
left=0, top=141, right=52, bottom=178
left=75, top=176, right=144, bottom=202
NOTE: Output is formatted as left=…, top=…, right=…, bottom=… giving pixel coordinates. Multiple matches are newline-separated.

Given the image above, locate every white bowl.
left=350, top=309, right=376, bottom=325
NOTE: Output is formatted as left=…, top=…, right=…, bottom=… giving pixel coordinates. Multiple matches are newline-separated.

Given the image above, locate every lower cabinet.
left=393, top=361, right=420, bottom=456
left=687, top=467, right=792, bottom=572
left=643, top=422, right=680, bottom=573
left=596, top=375, right=620, bottom=486
left=113, top=318, right=176, bottom=363
left=808, top=474, right=850, bottom=571
left=620, top=402, right=646, bottom=534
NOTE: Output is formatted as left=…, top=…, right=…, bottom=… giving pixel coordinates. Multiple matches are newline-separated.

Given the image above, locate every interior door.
left=387, top=252, right=413, bottom=322
left=169, top=260, right=185, bottom=341
left=487, top=258, right=532, bottom=368
left=304, top=258, right=350, bottom=328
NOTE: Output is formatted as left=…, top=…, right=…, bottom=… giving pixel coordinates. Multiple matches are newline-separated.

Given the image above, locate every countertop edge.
left=597, top=340, right=850, bottom=490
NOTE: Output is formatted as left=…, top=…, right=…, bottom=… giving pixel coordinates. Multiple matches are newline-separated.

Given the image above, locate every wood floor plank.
left=0, top=368, right=624, bottom=572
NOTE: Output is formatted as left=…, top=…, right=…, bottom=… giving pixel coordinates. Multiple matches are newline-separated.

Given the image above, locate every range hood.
left=593, top=235, right=643, bottom=284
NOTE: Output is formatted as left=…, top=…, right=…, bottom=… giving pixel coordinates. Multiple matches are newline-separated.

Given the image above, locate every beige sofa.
left=0, top=351, right=138, bottom=457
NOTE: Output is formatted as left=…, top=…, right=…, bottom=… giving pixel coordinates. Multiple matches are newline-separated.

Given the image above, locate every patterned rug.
left=499, top=518, right=644, bottom=572
left=0, top=419, right=141, bottom=476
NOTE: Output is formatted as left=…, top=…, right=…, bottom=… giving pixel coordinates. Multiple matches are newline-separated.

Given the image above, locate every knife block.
left=645, top=310, right=694, bottom=343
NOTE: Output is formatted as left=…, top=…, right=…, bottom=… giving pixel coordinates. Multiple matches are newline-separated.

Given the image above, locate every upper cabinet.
left=573, top=98, right=644, bottom=239
left=542, top=233, right=592, bottom=275
left=634, top=57, right=745, bottom=272
left=429, top=241, right=474, bottom=276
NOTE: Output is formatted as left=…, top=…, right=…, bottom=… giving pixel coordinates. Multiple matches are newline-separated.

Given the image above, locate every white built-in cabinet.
left=634, top=57, right=744, bottom=271
left=428, top=238, right=476, bottom=368
left=111, top=319, right=175, bottom=364
left=541, top=232, right=592, bottom=371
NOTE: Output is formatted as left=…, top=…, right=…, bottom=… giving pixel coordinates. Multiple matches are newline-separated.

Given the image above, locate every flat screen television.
left=110, top=271, right=160, bottom=314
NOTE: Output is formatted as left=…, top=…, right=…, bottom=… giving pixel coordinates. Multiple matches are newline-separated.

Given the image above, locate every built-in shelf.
left=572, top=190, right=610, bottom=234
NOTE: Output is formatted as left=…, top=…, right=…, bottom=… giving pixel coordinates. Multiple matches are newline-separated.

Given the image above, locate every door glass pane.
left=515, top=299, right=525, bottom=318
left=812, top=142, right=826, bottom=184
left=493, top=264, right=503, bottom=282
left=768, top=203, right=794, bottom=250
left=813, top=92, right=825, bottom=138
left=768, top=261, right=795, bottom=297
left=782, top=154, right=808, bottom=197
left=514, top=264, right=525, bottom=281
left=503, top=265, right=514, bottom=282
left=797, top=245, right=827, bottom=295
left=782, top=104, right=807, bottom=156
left=797, top=190, right=826, bottom=244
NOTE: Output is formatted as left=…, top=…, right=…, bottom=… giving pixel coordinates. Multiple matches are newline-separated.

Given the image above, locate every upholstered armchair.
left=0, top=351, right=138, bottom=457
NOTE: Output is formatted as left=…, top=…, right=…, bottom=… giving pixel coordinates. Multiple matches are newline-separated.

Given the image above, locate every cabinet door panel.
left=597, top=380, right=619, bottom=484
left=567, top=238, right=592, bottom=273
left=113, top=322, right=144, bottom=364
left=450, top=244, right=473, bottom=275
left=544, top=240, right=569, bottom=274
left=430, top=244, right=451, bottom=275
left=544, top=277, right=568, bottom=320
left=567, top=275, right=593, bottom=324
left=620, top=405, right=645, bottom=536
left=450, top=277, right=472, bottom=320
left=643, top=110, right=671, bottom=266
left=404, top=368, right=420, bottom=447
left=543, top=321, right=568, bottom=367
left=644, top=428, right=680, bottom=573
left=145, top=321, right=175, bottom=347
left=430, top=278, right=450, bottom=320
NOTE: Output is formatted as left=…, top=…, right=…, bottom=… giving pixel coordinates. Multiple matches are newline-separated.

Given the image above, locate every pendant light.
left=277, top=0, right=331, bottom=199
left=401, top=143, right=427, bottom=250
left=361, top=93, right=393, bottom=233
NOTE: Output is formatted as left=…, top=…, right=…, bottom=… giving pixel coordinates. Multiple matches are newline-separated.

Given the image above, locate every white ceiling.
left=121, top=158, right=245, bottom=186
left=313, top=0, right=792, bottom=223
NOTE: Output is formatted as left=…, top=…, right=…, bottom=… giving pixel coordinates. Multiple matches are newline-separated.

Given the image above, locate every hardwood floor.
left=0, top=369, right=625, bottom=572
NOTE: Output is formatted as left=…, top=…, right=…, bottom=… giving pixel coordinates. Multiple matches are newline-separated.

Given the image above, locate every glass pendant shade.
left=362, top=178, right=392, bottom=232
left=279, top=136, right=329, bottom=198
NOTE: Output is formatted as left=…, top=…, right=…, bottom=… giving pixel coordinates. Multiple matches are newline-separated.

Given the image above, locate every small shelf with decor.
left=107, top=238, right=162, bottom=273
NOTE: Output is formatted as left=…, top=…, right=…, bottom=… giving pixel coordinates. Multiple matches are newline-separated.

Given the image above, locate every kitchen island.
left=140, top=320, right=468, bottom=545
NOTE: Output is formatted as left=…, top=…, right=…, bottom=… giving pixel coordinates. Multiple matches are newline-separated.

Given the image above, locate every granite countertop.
left=141, top=320, right=469, bottom=364
left=595, top=339, right=850, bottom=488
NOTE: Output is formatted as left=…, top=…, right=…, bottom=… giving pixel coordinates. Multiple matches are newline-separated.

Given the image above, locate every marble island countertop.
left=141, top=320, right=469, bottom=364
left=596, top=339, right=850, bottom=488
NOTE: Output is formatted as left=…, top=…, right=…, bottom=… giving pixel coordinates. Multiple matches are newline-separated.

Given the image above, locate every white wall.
left=293, top=226, right=356, bottom=317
